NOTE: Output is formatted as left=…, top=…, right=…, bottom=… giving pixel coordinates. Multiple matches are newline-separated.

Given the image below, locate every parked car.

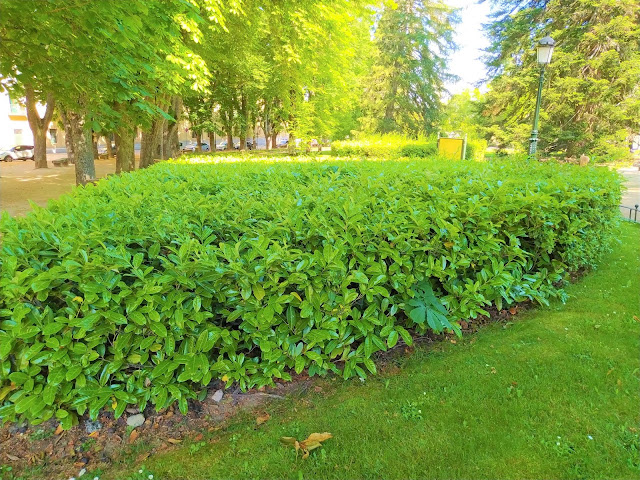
left=277, top=138, right=289, bottom=148
left=233, top=139, right=254, bottom=150
left=180, top=141, right=210, bottom=153
left=97, top=142, right=117, bottom=156
left=216, top=140, right=228, bottom=151
left=310, top=138, right=319, bottom=147
left=1, top=145, right=34, bottom=162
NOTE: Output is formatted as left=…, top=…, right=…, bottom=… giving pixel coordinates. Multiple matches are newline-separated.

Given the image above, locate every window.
left=9, top=96, right=25, bottom=115
left=50, top=128, right=58, bottom=144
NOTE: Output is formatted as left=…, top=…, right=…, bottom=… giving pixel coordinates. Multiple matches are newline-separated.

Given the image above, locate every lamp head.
left=537, top=36, right=555, bottom=65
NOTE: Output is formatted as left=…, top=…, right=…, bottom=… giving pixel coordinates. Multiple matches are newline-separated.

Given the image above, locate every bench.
left=52, top=158, right=69, bottom=167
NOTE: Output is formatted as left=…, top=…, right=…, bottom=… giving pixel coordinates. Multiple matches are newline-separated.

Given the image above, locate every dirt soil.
left=0, top=307, right=520, bottom=480
left=0, top=157, right=119, bottom=217
left=0, top=380, right=312, bottom=480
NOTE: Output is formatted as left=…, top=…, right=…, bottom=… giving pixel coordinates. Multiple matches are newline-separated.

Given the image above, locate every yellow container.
left=438, top=137, right=465, bottom=160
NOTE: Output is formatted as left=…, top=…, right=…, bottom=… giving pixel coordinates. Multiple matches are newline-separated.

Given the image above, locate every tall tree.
left=360, top=0, right=458, bottom=136
left=482, top=0, right=640, bottom=156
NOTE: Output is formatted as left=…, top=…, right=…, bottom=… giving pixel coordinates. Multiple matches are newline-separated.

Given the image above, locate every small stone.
left=126, top=407, right=140, bottom=414
left=78, top=468, right=86, bottom=477
left=212, top=389, right=224, bottom=403
left=85, top=420, right=102, bottom=434
left=126, top=414, right=145, bottom=428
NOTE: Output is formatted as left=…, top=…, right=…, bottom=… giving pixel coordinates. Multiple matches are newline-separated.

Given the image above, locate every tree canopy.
left=481, top=0, right=640, bottom=157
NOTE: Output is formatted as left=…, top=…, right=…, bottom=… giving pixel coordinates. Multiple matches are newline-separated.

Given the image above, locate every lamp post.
left=529, top=36, right=555, bottom=156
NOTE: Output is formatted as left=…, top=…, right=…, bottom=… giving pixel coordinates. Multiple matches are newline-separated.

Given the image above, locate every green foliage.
left=331, top=135, right=437, bottom=158
left=359, top=0, right=458, bottom=136
left=465, top=138, right=488, bottom=161
left=0, top=156, right=621, bottom=427
left=483, top=0, right=640, bottom=156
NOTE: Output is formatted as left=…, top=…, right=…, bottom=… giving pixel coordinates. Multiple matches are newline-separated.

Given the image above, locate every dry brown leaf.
left=7, top=454, right=20, bottom=461
left=281, top=432, right=332, bottom=459
left=88, top=431, right=99, bottom=438
left=256, top=413, right=270, bottom=426
left=509, top=307, right=517, bottom=315
left=129, top=429, right=139, bottom=443
left=167, top=438, right=182, bottom=444
left=55, top=424, right=64, bottom=435
left=193, top=433, right=204, bottom=442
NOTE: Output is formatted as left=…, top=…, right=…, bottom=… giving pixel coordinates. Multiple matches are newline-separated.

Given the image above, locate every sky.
left=445, top=0, right=493, bottom=96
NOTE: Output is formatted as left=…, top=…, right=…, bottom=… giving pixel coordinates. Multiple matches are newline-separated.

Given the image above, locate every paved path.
left=0, top=158, right=118, bottom=216
left=618, top=167, right=640, bottom=221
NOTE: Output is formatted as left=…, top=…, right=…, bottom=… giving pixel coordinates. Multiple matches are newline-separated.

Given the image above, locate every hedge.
left=331, top=135, right=437, bottom=158
left=0, top=156, right=621, bottom=428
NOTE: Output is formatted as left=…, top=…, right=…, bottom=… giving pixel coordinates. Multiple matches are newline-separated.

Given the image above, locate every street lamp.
left=529, top=35, right=555, bottom=156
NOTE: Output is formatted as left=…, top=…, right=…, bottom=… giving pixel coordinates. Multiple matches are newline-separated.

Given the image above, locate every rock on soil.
left=212, top=389, right=224, bottom=403
left=126, top=414, right=145, bottom=428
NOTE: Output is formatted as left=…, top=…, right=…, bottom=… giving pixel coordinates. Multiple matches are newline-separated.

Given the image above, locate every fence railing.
left=620, top=204, right=639, bottom=223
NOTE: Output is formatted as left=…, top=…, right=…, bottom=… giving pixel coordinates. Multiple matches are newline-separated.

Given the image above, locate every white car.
left=180, top=141, right=210, bottom=152
left=1, top=145, right=34, bottom=162
left=216, top=141, right=228, bottom=151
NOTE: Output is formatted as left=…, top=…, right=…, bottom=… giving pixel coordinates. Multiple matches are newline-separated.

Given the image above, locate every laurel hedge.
left=0, top=156, right=621, bottom=428
left=331, top=135, right=437, bottom=158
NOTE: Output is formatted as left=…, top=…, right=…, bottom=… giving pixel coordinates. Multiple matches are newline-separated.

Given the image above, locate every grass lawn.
left=103, top=222, right=638, bottom=479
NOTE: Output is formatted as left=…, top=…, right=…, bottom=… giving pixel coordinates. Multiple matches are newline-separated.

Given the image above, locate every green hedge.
left=331, top=135, right=437, bottom=158
left=0, top=157, right=621, bottom=428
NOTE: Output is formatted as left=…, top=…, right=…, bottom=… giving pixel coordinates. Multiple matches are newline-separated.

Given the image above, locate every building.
left=0, top=91, right=64, bottom=150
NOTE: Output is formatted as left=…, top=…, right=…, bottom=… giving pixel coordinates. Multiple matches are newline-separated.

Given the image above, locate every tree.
left=482, top=0, right=640, bottom=156
left=0, top=0, right=222, bottom=181
left=360, top=0, right=458, bottom=136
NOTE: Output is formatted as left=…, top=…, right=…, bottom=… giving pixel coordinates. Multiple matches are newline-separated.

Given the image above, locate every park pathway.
left=619, top=167, right=640, bottom=221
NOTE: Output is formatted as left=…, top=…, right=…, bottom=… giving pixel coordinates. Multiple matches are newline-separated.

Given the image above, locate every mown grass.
left=101, top=222, right=639, bottom=480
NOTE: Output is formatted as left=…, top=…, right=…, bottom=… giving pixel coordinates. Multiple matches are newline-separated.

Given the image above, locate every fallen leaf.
left=7, top=454, right=20, bottom=461
left=167, top=438, right=182, bottom=444
left=633, top=315, right=639, bottom=323
left=55, top=424, right=64, bottom=435
left=129, top=429, right=139, bottom=443
left=509, top=307, right=517, bottom=315
left=193, top=433, right=204, bottom=442
left=281, top=433, right=332, bottom=459
left=137, top=452, right=150, bottom=462
left=88, top=431, right=99, bottom=438
left=256, top=413, right=270, bottom=426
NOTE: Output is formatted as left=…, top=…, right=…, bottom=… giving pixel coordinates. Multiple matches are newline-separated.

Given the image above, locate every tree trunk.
left=195, top=132, right=202, bottom=152
left=163, top=96, right=183, bottom=159
left=105, top=135, right=113, bottom=158
left=239, top=95, right=247, bottom=150
left=226, top=130, right=233, bottom=150
left=209, top=131, right=215, bottom=150
left=140, top=117, right=163, bottom=168
left=115, top=126, right=135, bottom=173
left=60, top=109, right=75, bottom=164
left=272, top=132, right=278, bottom=149
left=92, top=132, right=99, bottom=159
left=67, top=111, right=95, bottom=185
left=24, top=85, right=55, bottom=169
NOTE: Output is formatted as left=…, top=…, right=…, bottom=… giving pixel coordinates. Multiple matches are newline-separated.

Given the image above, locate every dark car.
left=233, top=139, right=254, bottom=150
left=0, top=145, right=34, bottom=162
